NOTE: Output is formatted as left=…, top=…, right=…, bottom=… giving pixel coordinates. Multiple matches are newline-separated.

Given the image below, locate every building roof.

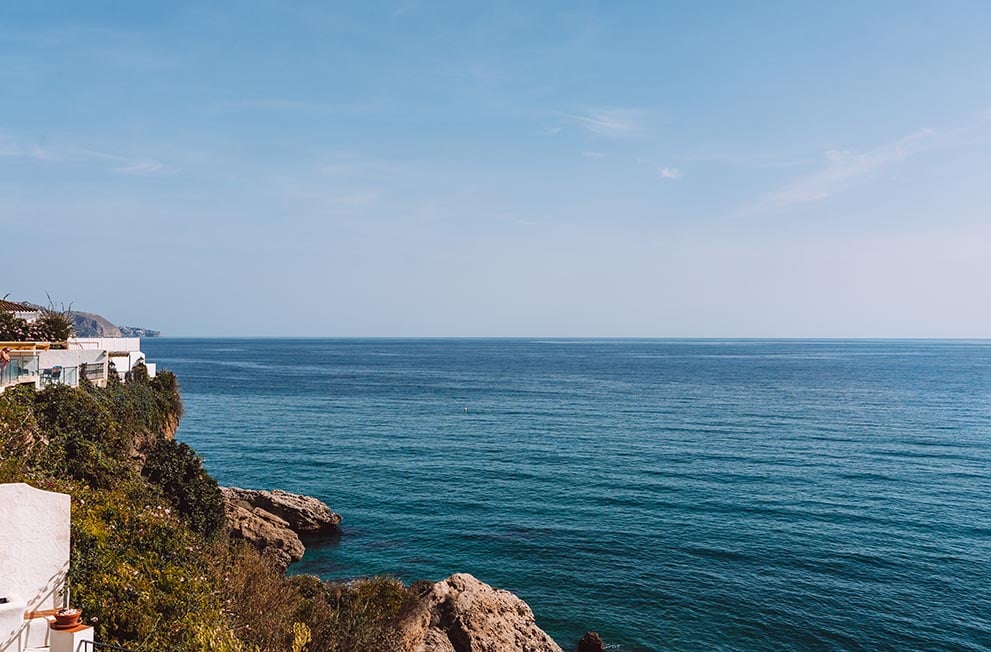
left=0, top=299, right=37, bottom=312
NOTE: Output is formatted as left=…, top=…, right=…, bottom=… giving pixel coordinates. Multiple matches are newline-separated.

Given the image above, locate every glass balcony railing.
left=40, top=365, right=79, bottom=387
left=0, top=353, right=41, bottom=387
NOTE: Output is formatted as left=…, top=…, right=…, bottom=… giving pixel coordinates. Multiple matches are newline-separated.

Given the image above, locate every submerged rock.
left=409, top=573, right=563, bottom=652
left=220, top=487, right=341, bottom=569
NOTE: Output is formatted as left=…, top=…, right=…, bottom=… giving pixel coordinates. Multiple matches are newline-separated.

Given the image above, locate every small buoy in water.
left=464, top=407, right=468, bottom=413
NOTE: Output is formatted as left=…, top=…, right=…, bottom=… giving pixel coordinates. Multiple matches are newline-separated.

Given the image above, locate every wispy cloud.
left=743, top=128, right=940, bottom=215
left=0, top=133, right=173, bottom=176
left=581, top=151, right=606, bottom=159
left=659, top=167, right=682, bottom=180
left=562, top=109, right=646, bottom=137
left=112, top=159, right=172, bottom=177
left=0, top=137, right=60, bottom=162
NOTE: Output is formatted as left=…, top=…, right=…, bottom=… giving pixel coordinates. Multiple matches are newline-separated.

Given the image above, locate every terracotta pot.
left=53, top=608, right=82, bottom=629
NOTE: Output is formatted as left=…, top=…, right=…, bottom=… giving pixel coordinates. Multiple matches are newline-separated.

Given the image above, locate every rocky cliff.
left=69, top=310, right=159, bottom=338
left=70, top=310, right=123, bottom=337
left=118, top=325, right=161, bottom=337
left=17, top=301, right=159, bottom=338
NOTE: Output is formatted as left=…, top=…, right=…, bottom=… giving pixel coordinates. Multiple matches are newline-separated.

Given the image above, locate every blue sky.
left=3, top=2, right=990, bottom=336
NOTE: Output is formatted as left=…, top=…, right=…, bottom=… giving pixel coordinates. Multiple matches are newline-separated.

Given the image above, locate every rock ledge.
left=220, top=486, right=341, bottom=569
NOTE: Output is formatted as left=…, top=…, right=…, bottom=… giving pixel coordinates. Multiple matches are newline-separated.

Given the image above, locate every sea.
left=140, top=338, right=991, bottom=652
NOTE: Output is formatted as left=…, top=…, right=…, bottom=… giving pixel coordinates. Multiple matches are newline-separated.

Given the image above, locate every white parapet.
left=66, top=338, right=151, bottom=383
left=68, top=337, right=141, bottom=353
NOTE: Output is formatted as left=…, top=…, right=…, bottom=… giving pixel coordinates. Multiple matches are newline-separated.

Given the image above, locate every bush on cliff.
left=67, top=480, right=230, bottom=649
left=0, top=384, right=40, bottom=482
left=217, top=545, right=422, bottom=652
left=142, top=438, right=226, bottom=538
left=32, top=384, right=126, bottom=487
left=318, top=576, right=423, bottom=652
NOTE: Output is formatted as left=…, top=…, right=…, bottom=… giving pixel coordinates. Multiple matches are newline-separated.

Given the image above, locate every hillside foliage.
left=0, top=372, right=423, bottom=652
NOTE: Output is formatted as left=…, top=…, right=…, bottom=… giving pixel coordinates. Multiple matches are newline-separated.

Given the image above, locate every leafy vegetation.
left=142, top=439, right=226, bottom=538
left=0, top=310, right=33, bottom=341
left=0, top=367, right=425, bottom=652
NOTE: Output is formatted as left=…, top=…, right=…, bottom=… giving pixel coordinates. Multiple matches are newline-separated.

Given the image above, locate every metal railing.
left=82, top=362, right=107, bottom=383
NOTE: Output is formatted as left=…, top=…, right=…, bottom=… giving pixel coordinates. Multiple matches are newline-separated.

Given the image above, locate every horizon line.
left=139, top=335, right=991, bottom=341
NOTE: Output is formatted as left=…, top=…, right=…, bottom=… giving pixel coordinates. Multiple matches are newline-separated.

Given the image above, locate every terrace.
left=0, top=344, right=46, bottom=392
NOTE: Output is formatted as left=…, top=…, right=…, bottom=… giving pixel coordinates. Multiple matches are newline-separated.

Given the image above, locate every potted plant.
left=53, top=607, right=82, bottom=629
left=52, top=576, right=81, bottom=629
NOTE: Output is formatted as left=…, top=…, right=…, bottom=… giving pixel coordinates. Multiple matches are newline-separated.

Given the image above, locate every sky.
left=2, top=1, right=990, bottom=337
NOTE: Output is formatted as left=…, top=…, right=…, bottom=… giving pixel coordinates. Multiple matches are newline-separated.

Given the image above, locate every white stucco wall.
left=38, top=349, right=107, bottom=370
left=0, top=483, right=71, bottom=651
left=109, top=352, right=146, bottom=378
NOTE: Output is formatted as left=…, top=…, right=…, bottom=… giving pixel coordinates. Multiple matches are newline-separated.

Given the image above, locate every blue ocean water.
left=141, top=339, right=991, bottom=651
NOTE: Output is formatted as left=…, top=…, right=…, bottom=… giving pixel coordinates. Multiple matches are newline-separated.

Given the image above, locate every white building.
left=0, top=301, right=40, bottom=323
left=0, top=338, right=155, bottom=393
left=66, top=338, right=156, bottom=381
left=0, top=483, right=94, bottom=652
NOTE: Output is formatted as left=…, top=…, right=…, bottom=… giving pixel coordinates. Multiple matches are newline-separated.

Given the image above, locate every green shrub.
left=0, top=384, right=41, bottom=482
left=32, top=385, right=125, bottom=487
left=149, top=371, right=183, bottom=420
left=317, top=576, right=424, bottom=652
left=212, top=543, right=307, bottom=652
left=31, top=309, right=74, bottom=342
left=142, top=439, right=226, bottom=538
left=69, top=482, right=228, bottom=652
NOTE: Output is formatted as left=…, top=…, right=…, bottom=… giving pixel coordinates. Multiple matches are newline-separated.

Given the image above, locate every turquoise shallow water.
left=142, top=339, right=991, bottom=651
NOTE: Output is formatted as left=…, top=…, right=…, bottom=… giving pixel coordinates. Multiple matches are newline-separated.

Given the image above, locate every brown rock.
left=222, top=486, right=342, bottom=534
left=419, top=628, right=456, bottom=652
left=409, top=573, right=563, bottom=652
left=577, top=632, right=604, bottom=652
left=219, top=487, right=341, bottom=570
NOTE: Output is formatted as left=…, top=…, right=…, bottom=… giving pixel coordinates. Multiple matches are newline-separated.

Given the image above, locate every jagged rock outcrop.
left=220, top=487, right=341, bottom=569
left=72, top=311, right=123, bottom=337
left=223, top=487, right=342, bottom=534
left=577, top=632, right=605, bottom=652
left=408, top=573, right=562, bottom=652
left=118, top=325, right=161, bottom=337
